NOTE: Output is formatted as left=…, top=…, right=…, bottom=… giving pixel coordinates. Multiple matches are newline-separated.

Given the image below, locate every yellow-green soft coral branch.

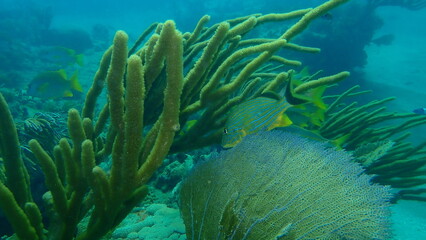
left=121, top=54, right=145, bottom=196
left=191, top=1, right=349, bottom=119
left=0, top=93, right=32, bottom=207
left=143, top=22, right=175, bottom=93
left=281, top=0, right=350, bottom=41
left=77, top=141, right=109, bottom=240
left=325, top=85, right=362, bottom=115
left=142, top=33, right=160, bottom=63
left=82, top=118, right=94, bottom=141
left=227, top=16, right=257, bottom=38
left=59, top=138, right=78, bottom=192
left=283, top=42, right=321, bottom=53
left=175, top=1, right=352, bottom=152
left=183, top=40, right=209, bottom=64
left=93, top=103, right=109, bottom=138
left=29, top=140, right=68, bottom=218
left=204, top=42, right=283, bottom=101
left=262, top=72, right=289, bottom=93
left=317, top=86, right=426, bottom=201
left=198, top=39, right=287, bottom=104
left=295, top=71, right=350, bottom=94
left=186, top=15, right=211, bottom=47
left=0, top=182, right=38, bottom=239
left=137, top=20, right=184, bottom=184
left=256, top=9, right=312, bottom=23
left=128, top=22, right=159, bottom=56
left=181, top=22, right=230, bottom=107
left=326, top=107, right=387, bottom=138
left=321, top=97, right=397, bottom=140
left=24, top=202, right=44, bottom=240
left=86, top=166, right=110, bottom=226
left=107, top=31, right=127, bottom=130
left=106, top=31, right=128, bottom=194
left=137, top=23, right=178, bottom=164
left=68, top=109, right=87, bottom=165
left=29, top=108, right=94, bottom=239
left=81, top=140, right=96, bottom=191
left=52, top=145, right=66, bottom=184
left=270, top=55, right=302, bottom=67
left=82, top=47, right=112, bottom=120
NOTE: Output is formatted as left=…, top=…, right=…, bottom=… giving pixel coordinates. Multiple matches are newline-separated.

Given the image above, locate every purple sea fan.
left=179, top=130, right=393, bottom=240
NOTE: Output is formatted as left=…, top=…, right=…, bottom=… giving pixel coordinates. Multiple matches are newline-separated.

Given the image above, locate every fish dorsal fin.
left=75, top=54, right=84, bottom=66
left=285, top=73, right=309, bottom=105
left=57, top=69, right=68, bottom=79
left=268, top=113, right=292, bottom=130
left=309, top=85, right=327, bottom=109
left=297, top=66, right=310, bottom=79
left=260, top=91, right=281, bottom=101
left=69, top=71, right=83, bottom=92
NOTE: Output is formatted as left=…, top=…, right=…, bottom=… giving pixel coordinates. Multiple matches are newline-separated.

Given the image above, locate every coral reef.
left=180, top=131, right=393, bottom=239
left=18, top=112, right=66, bottom=153
left=0, top=0, right=380, bottom=239
left=152, top=154, right=194, bottom=193
left=111, top=204, right=185, bottom=240
left=0, top=22, right=183, bottom=239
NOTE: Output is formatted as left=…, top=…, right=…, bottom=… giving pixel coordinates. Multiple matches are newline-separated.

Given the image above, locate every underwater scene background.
left=0, top=0, right=425, bottom=239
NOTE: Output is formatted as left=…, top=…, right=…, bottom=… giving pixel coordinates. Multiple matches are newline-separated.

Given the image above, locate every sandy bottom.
left=392, top=200, right=426, bottom=239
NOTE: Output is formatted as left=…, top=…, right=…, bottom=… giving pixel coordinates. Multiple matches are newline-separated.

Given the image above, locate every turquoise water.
left=0, top=0, right=425, bottom=239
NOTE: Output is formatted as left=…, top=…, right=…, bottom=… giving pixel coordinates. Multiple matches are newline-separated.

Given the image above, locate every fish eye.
left=223, top=128, right=228, bottom=134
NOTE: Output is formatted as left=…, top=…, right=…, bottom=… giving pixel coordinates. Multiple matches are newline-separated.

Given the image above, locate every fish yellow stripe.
left=222, top=97, right=292, bottom=148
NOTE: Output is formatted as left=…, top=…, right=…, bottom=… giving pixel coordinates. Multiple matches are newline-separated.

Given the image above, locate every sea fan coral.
left=179, top=130, right=393, bottom=239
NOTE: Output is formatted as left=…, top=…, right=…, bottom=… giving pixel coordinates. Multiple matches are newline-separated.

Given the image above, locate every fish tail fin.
left=57, top=69, right=68, bottom=79
left=308, top=108, right=326, bottom=127
left=269, top=113, right=293, bottom=130
left=310, top=85, right=328, bottom=109
left=70, top=71, right=83, bottom=92
left=75, top=54, right=84, bottom=66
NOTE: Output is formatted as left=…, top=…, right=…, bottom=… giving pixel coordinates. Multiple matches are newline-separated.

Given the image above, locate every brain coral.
left=179, top=130, right=393, bottom=240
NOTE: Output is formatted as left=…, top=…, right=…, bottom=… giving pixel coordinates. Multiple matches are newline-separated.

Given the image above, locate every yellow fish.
left=222, top=96, right=293, bottom=148
left=222, top=77, right=307, bottom=148
left=28, top=69, right=82, bottom=99
left=39, top=46, right=84, bottom=67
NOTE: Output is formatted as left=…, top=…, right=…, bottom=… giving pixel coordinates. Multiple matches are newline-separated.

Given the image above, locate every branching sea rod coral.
left=127, top=0, right=350, bottom=153
left=317, top=86, right=426, bottom=202
left=0, top=0, right=353, bottom=239
left=0, top=22, right=183, bottom=240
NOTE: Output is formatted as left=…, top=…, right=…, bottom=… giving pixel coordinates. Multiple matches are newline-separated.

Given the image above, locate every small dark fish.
left=371, top=34, right=394, bottom=46
left=413, top=108, right=426, bottom=115
left=321, top=13, right=333, bottom=20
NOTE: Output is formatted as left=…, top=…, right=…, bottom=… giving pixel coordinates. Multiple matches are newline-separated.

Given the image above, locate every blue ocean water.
left=0, top=0, right=425, bottom=239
